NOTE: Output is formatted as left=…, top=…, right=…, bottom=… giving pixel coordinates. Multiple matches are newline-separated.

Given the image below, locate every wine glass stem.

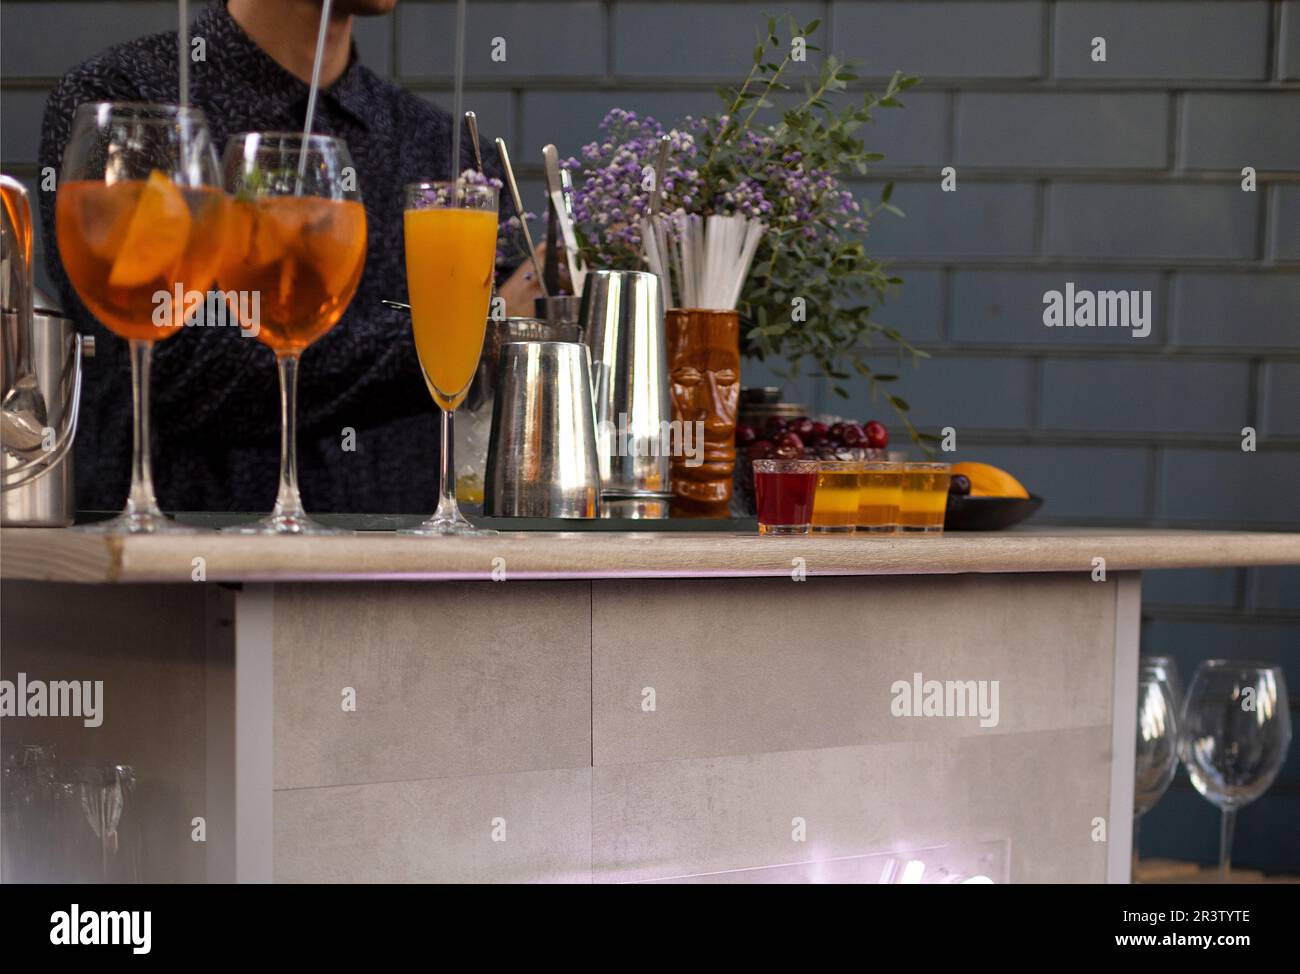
left=274, top=354, right=305, bottom=517
left=1219, top=808, right=1236, bottom=882
left=434, top=405, right=458, bottom=520
left=126, top=339, right=161, bottom=516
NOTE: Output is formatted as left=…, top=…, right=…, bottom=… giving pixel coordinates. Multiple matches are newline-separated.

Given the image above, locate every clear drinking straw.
left=297, top=0, right=335, bottom=189
left=178, top=0, right=189, bottom=106
left=449, top=0, right=467, bottom=192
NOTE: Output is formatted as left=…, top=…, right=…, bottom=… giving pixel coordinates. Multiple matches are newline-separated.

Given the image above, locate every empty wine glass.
left=1133, top=671, right=1178, bottom=880
left=1142, top=655, right=1184, bottom=712
left=1180, top=661, right=1292, bottom=882
left=74, top=762, right=136, bottom=882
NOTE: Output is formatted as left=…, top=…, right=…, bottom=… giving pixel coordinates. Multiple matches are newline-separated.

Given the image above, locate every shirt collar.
left=199, top=1, right=371, bottom=130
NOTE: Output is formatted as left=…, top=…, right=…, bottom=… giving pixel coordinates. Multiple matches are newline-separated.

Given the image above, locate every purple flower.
left=565, top=106, right=872, bottom=274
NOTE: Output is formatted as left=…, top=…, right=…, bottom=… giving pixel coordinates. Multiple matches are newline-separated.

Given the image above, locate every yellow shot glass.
left=811, top=460, right=863, bottom=534
left=898, top=462, right=952, bottom=533
left=857, top=461, right=903, bottom=533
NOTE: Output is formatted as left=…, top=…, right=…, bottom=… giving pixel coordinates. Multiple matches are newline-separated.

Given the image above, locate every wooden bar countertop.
left=1, top=525, right=1298, bottom=584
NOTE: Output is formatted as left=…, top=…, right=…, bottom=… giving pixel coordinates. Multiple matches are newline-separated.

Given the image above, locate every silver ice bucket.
left=1, top=175, right=91, bottom=526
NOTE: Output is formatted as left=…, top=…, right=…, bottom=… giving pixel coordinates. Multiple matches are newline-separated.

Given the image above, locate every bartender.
left=38, top=0, right=543, bottom=515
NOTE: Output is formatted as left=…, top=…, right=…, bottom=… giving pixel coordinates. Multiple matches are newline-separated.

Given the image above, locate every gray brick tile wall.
left=1249, top=565, right=1300, bottom=609
left=1181, top=93, right=1300, bottom=171
left=955, top=92, right=1168, bottom=170
left=830, top=1, right=1046, bottom=79
left=1171, top=273, right=1300, bottom=349
left=415, top=88, right=517, bottom=148
left=1269, top=185, right=1300, bottom=259
left=1052, top=1, right=1271, bottom=80
left=352, top=13, right=393, bottom=78
left=856, top=180, right=1039, bottom=257
left=1158, top=449, right=1300, bottom=523
left=1261, top=362, right=1300, bottom=436
left=1043, top=183, right=1258, bottom=260
left=612, top=2, right=824, bottom=79
left=1041, top=358, right=1251, bottom=434
left=1282, top=1, right=1300, bottom=79
left=950, top=270, right=1166, bottom=344
left=1143, top=567, right=1240, bottom=607
left=846, top=354, right=1036, bottom=430
left=0, top=88, right=51, bottom=166
left=0, top=2, right=182, bottom=79
left=397, top=1, right=607, bottom=81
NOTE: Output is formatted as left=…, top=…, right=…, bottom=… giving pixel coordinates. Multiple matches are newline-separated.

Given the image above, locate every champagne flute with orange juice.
left=218, top=133, right=367, bottom=534
left=401, top=179, right=498, bottom=535
left=55, top=102, right=227, bottom=533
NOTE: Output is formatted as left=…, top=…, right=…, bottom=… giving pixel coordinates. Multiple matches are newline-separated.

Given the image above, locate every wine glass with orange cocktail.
left=55, top=102, right=228, bottom=533
left=401, top=179, right=498, bottom=536
left=218, top=133, right=367, bottom=534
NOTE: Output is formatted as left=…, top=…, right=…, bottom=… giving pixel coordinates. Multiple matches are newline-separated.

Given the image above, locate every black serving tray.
left=75, top=511, right=759, bottom=533
left=943, top=494, right=1044, bottom=531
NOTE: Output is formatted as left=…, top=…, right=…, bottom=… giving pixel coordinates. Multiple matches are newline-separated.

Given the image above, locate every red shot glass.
left=752, top=459, right=819, bottom=535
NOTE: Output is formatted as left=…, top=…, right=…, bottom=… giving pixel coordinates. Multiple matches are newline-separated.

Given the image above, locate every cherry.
left=748, top=439, right=774, bottom=460
left=811, top=421, right=829, bottom=438
left=865, top=420, right=889, bottom=449
left=829, top=422, right=846, bottom=441
left=773, top=443, right=802, bottom=459
left=736, top=424, right=757, bottom=447
left=776, top=431, right=805, bottom=453
left=763, top=416, right=788, bottom=437
left=841, top=424, right=867, bottom=448
left=790, top=417, right=815, bottom=439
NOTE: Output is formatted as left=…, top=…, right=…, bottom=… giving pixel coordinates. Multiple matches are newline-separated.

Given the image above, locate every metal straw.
left=449, top=0, right=467, bottom=190
left=296, top=0, right=334, bottom=189
left=178, top=0, right=189, bottom=107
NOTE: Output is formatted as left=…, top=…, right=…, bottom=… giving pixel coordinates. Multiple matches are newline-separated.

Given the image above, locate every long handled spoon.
left=648, top=133, right=671, bottom=217
left=464, top=111, right=484, bottom=172
left=495, top=137, right=548, bottom=298
left=542, top=144, right=585, bottom=297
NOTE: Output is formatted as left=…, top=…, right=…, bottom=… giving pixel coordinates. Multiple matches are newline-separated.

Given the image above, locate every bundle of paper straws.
left=640, top=212, right=766, bottom=311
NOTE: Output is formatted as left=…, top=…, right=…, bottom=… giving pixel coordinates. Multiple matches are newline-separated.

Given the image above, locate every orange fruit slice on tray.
left=949, top=462, right=1029, bottom=498
left=107, top=170, right=191, bottom=289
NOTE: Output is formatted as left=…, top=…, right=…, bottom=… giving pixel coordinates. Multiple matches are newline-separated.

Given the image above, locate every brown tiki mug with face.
left=665, top=308, right=741, bottom=517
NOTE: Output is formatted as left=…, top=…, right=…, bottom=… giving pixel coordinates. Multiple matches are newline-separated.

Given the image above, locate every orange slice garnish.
left=107, top=170, right=191, bottom=289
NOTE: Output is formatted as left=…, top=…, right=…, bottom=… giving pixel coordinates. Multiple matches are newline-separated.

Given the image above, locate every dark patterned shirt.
left=40, top=0, right=504, bottom=513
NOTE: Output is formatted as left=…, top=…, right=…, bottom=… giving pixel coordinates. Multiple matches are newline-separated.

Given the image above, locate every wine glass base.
left=221, top=512, right=348, bottom=536
left=398, top=514, right=497, bottom=537
left=76, top=509, right=203, bottom=535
